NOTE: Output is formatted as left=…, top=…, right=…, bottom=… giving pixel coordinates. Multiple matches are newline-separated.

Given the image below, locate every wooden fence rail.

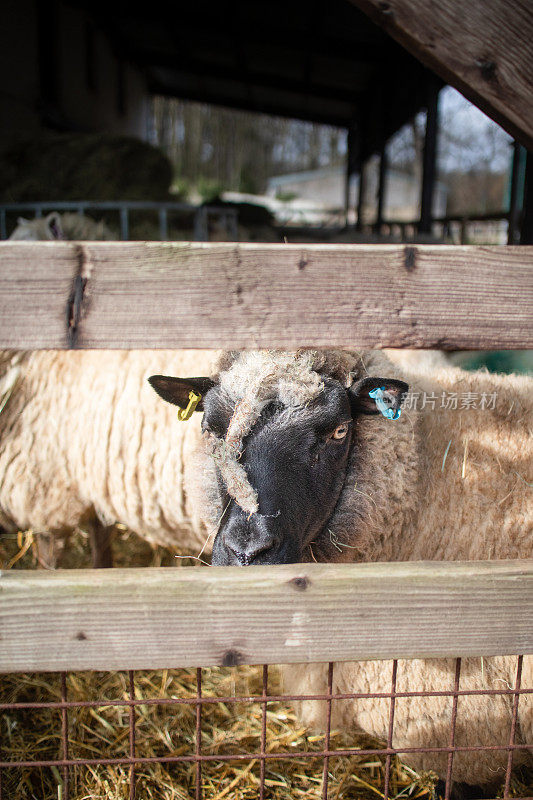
left=1, top=560, right=532, bottom=673
left=0, top=242, right=532, bottom=349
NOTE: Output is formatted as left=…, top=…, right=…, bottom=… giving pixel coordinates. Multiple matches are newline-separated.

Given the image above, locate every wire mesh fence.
left=1, top=656, right=531, bottom=800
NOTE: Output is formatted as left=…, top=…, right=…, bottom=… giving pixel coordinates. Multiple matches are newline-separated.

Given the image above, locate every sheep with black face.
left=150, top=348, right=533, bottom=796
left=151, top=350, right=408, bottom=566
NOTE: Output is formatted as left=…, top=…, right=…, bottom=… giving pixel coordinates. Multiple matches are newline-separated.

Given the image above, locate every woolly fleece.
left=8, top=212, right=116, bottom=241
left=0, top=350, right=219, bottom=553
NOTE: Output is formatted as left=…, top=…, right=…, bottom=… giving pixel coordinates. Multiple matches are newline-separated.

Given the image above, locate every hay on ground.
left=1, top=530, right=531, bottom=799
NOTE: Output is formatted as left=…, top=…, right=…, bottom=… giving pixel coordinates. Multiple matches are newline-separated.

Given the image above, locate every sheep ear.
left=148, top=375, right=216, bottom=411
left=45, top=212, right=63, bottom=240
left=349, top=376, right=409, bottom=416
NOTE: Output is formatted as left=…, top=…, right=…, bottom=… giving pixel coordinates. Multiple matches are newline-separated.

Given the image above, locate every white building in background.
left=267, top=162, right=448, bottom=222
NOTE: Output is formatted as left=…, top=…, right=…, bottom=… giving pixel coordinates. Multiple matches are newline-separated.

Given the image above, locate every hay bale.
left=0, top=134, right=173, bottom=202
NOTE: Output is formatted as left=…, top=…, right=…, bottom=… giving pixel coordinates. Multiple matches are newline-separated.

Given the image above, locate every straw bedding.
left=1, top=529, right=532, bottom=799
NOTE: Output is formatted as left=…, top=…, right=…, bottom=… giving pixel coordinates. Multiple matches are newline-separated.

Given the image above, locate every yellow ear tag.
left=178, top=390, right=202, bottom=421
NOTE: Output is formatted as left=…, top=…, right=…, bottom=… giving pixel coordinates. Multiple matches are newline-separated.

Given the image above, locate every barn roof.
left=68, top=0, right=439, bottom=160
left=352, top=0, right=533, bottom=151
left=69, top=0, right=533, bottom=154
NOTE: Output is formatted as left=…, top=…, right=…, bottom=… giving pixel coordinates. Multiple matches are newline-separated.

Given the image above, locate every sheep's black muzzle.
left=212, top=505, right=300, bottom=565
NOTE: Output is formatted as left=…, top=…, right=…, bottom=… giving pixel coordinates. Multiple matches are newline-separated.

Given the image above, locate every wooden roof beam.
left=349, top=0, right=533, bottom=150
left=148, top=78, right=353, bottom=127
left=117, top=14, right=389, bottom=67
left=142, top=53, right=370, bottom=104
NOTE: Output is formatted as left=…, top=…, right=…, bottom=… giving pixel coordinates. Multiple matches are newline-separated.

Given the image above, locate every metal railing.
left=1, top=202, right=512, bottom=244
left=0, top=201, right=239, bottom=241
left=371, top=211, right=511, bottom=244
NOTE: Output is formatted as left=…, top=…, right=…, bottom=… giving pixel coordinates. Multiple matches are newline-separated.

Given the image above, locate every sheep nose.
left=222, top=532, right=277, bottom=566
left=232, top=550, right=255, bottom=566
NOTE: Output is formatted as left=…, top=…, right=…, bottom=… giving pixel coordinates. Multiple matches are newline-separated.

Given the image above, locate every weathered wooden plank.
left=0, top=242, right=533, bottom=349
left=349, top=0, right=533, bottom=151
left=0, top=242, right=78, bottom=348
left=0, top=242, right=532, bottom=349
left=0, top=560, right=532, bottom=672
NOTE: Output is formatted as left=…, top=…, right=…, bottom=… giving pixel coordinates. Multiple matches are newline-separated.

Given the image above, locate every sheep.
left=384, top=347, right=450, bottom=370
left=0, top=349, right=219, bottom=567
left=8, top=211, right=116, bottom=241
left=149, top=348, right=532, bottom=796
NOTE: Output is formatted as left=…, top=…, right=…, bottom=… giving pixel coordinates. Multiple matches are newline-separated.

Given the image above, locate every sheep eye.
left=331, top=424, right=349, bottom=440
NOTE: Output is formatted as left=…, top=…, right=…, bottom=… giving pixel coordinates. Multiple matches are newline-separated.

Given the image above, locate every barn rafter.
left=67, top=0, right=439, bottom=160
left=67, top=0, right=533, bottom=154
left=349, top=0, right=533, bottom=151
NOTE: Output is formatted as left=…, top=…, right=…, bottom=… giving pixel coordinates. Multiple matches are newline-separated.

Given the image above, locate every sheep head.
left=149, top=350, right=408, bottom=566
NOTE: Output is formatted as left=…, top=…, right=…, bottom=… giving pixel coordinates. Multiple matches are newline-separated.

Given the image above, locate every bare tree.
left=150, top=98, right=346, bottom=195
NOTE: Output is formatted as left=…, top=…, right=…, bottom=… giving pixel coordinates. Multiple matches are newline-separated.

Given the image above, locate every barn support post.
left=345, top=126, right=352, bottom=216
left=419, top=76, right=441, bottom=235
left=356, top=161, right=367, bottom=232
left=353, top=117, right=368, bottom=233
left=119, top=207, right=129, bottom=241
left=376, top=142, right=388, bottom=234
left=344, top=162, right=350, bottom=220
left=158, top=207, right=169, bottom=240
left=345, top=124, right=359, bottom=224
left=519, top=150, right=533, bottom=244
left=507, top=142, right=525, bottom=244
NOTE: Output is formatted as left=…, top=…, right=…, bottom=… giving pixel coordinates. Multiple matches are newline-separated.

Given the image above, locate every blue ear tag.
left=368, top=386, right=401, bottom=420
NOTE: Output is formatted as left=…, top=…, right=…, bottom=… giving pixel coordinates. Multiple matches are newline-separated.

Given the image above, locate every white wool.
left=218, top=350, right=324, bottom=406
left=8, top=212, right=116, bottom=241
left=0, top=349, right=221, bottom=554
